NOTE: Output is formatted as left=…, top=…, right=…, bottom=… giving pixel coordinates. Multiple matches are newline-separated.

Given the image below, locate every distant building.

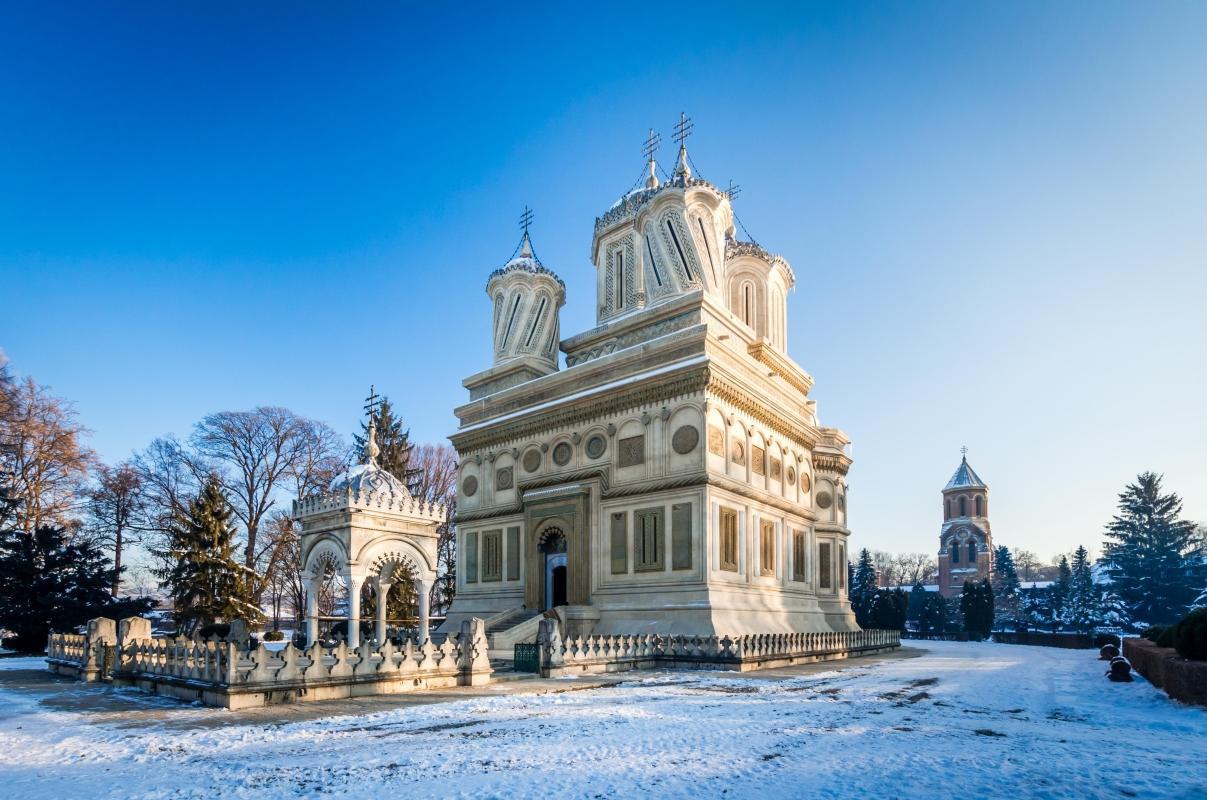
left=937, top=453, right=994, bottom=598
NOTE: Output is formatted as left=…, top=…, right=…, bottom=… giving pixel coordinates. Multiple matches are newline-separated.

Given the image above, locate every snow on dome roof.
left=486, top=231, right=565, bottom=290
left=328, top=416, right=411, bottom=500
left=944, top=455, right=987, bottom=490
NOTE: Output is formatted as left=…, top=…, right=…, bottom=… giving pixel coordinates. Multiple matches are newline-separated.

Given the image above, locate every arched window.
left=945, top=499, right=952, bottom=520
left=958, top=496, right=967, bottom=517
left=742, top=282, right=754, bottom=327
left=951, top=540, right=960, bottom=564
left=967, top=540, right=977, bottom=563
left=974, top=496, right=983, bottom=516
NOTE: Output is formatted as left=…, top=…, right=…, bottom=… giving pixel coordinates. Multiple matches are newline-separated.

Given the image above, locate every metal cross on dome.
left=519, top=206, right=534, bottom=235
left=643, top=128, right=662, bottom=162
left=673, top=112, right=693, bottom=147
left=725, top=180, right=742, bottom=199
left=364, top=385, right=382, bottom=418
left=960, top=445, right=969, bottom=457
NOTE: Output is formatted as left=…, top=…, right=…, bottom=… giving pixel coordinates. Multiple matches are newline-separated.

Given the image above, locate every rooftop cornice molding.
left=725, top=238, right=796, bottom=287
left=293, top=488, right=446, bottom=524
left=593, top=178, right=726, bottom=236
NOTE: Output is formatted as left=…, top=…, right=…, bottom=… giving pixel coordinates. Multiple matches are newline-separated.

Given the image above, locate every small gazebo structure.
left=294, top=418, right=444, bottom=647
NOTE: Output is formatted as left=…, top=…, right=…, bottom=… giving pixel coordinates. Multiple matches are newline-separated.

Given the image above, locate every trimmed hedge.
left=1172, top=608, right=1207, bottom=661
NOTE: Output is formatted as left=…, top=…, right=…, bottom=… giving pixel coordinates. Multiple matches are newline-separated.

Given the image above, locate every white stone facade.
left=443, top=140, right=857, bottom=638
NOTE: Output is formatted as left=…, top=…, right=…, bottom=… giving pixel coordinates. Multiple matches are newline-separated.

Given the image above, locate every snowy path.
left=1, top=642, right=1204, bottom=799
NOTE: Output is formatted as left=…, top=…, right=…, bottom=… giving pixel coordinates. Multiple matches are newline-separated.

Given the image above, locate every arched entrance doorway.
left=540, top=528, right=568, bottom=610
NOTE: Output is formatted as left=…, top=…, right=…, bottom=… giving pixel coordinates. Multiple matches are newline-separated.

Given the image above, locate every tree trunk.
left=112, top=526, right=123, bottom=597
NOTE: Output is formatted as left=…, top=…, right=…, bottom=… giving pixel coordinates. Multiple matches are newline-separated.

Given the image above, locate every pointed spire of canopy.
left=519, top=229, right=533, bottom=259
left=643, top=127, right=661, bottom=189
left=362, top=414, right=381, bottom=466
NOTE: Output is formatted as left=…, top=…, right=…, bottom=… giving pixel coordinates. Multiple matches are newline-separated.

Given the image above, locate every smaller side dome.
left=485, top=231, right=566, bottom=370
left=329, top=416, right=410, bottom=500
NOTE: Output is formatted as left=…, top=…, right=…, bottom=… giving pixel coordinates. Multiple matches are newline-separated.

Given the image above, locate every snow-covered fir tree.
left=155, top=476, right=261, bottom=636
left=1066, top=545, right=1098, bottom=633
left=1101, top=472, right=1206, bottom=627
left=991, top=545, right=1021, bottom=630
left=849, top=548, right=878, bottom=627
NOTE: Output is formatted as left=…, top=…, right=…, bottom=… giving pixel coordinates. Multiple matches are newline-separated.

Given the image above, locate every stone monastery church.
left=440, top=127, right=858, bottom=647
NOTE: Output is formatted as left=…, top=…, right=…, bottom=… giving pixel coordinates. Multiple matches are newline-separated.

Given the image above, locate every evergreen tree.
left=0, top=525, right=153, bottom=652
left=354, top=397, right=420, bottom=491
left=1021, top=585, right=1049, bottom=632
left=155, top=477, right=261, bottom=636
left=907, top=582, right=929, bottom=625
left=849, top=548, right=878, bottom=628
left=1102, top=472, right=1206, bottom=627
left=960, top=579, right=993, bottom=638
left=1048, top=555, right=1072, bottom=631
left=992, top=545, right=1022, bottom=630
left=1067, top=545, right=1097, bottom=633
left=869, top=588, right=908, bottom=632
left=917, top=593, right=948, bottom=635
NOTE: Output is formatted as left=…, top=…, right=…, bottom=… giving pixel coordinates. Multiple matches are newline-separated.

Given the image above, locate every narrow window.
left=501, top=294, right=522, bottom=349
left=945, top=499, right=952, bottom=520
left=819, top=542, right=832, bottom=589
left=951, top=540, right=960, bottom=564
left=760, top=520, right=776, bottom=577
left=523, top=296, right=546, bottom=348
left=465, top=531, right=479, bottom=584
left=839, top=545, right=846, bottom=589
left=645, top=236, right=664, bottom=287
left=610, top=512, right=627, bottom=575
left=672, top=502, right=692, bottom=570
left=666, top=219, right=694, bottom=281
left=696, top=217, right=718, bottom=286
left=958, top=496, right=967, bottom=517
left=481, top=530, right=502, bottom=582
left=968, top=540, right=977, bottom=563
left=615, top=251, right=625, bottom=309
left=506, top=526, right=520, bottom=581
left=974, top=496, right=983, bottom=516
left=635, top=508, right=664, bottom=572
left=742, top=283, right=754, bottom=327
left=719, top=507, right=739, bottom=572
left=792, top=530, right=807, bottom=581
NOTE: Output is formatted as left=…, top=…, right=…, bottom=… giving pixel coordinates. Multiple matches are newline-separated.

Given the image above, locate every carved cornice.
left=454, top=468, right=817, bottom=524
left=704, top=368, right=819, bottom=451
left=812, top=452, right=852, bottom=476
left=746, top=342, right=814, bottom=397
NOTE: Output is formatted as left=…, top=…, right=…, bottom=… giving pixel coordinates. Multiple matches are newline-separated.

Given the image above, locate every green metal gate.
left=514, top=642, right=540, bottom=673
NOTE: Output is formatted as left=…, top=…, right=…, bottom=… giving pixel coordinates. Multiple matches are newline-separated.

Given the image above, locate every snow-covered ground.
left=1, top=641, right=1204, bottom=799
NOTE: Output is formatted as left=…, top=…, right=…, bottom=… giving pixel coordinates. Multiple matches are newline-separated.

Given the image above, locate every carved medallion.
left=618, top=435, right=645, bottom=467
left=751, top=446, right=766, bottom=476
left=707, top=425, right=724, bottom=456
left=770, top=457, right=782, bottom=481
left=495, top=467, right=513, bottom=490
left=462, top=475, right=478, bottom=497
left=786, top=466, right=796, bottom=485
left=585, top=434, right=607, bottom=459
left=552, top=441, right=573, bottom=466
left=730, top=440, right=745, bottom=465
left=801, top=473, right=811, bottom=493
left=522, top=449, right=542, bottom=473
left=817, top=491, right=832, bottom=509
left=671, top=425, right=699, bottom=455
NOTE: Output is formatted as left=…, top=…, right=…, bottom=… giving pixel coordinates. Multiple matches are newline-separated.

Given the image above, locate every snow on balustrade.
left=291, top=486, right=446, bottom=521
left=537, top=623, right=900, bottom=675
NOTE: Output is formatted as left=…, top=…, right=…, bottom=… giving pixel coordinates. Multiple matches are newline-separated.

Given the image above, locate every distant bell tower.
left=937, top=449, right=994, bottom=598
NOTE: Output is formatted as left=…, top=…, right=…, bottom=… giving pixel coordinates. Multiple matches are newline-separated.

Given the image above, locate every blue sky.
left=3, top=2, right=1205, bottom=560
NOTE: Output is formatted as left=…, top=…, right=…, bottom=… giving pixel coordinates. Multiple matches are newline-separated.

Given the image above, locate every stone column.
left=304, top=578, right=320, bottom=646
left=416, top=579, right=430, bottom=643
left=346, top=575, right=365, bottom=649
left=375, top=579, right=392, bottom=644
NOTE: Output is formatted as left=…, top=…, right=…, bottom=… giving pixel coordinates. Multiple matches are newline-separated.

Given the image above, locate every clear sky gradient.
left=3, top=2, right=1205, bottom=560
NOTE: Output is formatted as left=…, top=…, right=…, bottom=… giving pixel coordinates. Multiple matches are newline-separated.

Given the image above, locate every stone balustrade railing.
left=292, top=489, right=446, bottom=522
left=47, top=617, right=492, bottom=706
left=536, top=621, right=900, bottom=676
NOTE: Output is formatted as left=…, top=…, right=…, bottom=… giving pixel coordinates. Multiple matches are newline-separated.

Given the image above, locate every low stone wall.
left=47, top=617, right=493, bottom=709
left=536, top=621, right=900, bottom=677
left=992, top=631, right=1095, bottom=649
left=1124, top=638, right=1207, bottom=707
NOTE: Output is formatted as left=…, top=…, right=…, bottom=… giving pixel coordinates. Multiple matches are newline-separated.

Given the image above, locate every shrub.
left=197, top=622, right=231, bottom=641
left=1143, top=625, right=1167, bottom=642
left=263, top=630, right=285, bottom=642
left=1093, top=633, right=1120, bottom=648
left=1156, top=626, right=1177, bottom=648
left=1171, top=608, right=1207, bottom=661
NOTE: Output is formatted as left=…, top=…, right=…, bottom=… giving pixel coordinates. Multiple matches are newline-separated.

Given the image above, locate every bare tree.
left=871, top=550, right=897, bottom=588
left=84, top=461, right=145, bottom=596
left=892, top=552, right=938, bottom=587
left=409, top=443, right=458, bottom=612
left=190, top=407, right=312, bottom=573
left=1012, top=548, right=1041, bottom=583
left=0, top=370, right=95, bottom=533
